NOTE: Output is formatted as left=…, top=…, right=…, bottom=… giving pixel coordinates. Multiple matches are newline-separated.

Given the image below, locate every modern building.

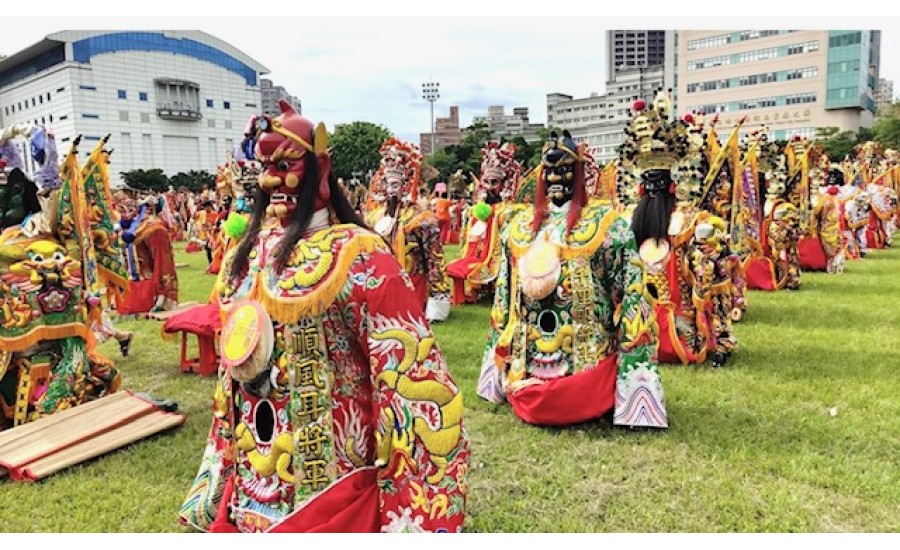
left=0, top=30, right=269, bottom=185
left=677, top=30, right=880, bottom=140
left=875, top=77, right=894, bottom=112
left=547, top=66, right=666, bottom=163
left=472, top=105, right=545, bottom=141
left=261, top=77, right=301, bottom=117
left=419, top=105, right=463, bottom=156
left=607, top=30, right=666, bottom=82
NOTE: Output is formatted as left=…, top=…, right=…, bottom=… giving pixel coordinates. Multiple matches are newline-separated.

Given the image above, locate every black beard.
left=386, top=195, right=400, bottom=217
left=485, top=191, right=502, bottom=205
left=551, top=192, right=572, bottom=207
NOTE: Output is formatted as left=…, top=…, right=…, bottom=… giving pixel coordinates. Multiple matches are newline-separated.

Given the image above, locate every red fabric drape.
left=507, top=354, right=617, bottom=426
left=798, top=237, right=827, bottom=271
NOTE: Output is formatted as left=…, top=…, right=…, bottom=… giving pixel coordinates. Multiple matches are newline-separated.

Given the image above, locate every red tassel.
left=669, top=182, right=676, bottom=194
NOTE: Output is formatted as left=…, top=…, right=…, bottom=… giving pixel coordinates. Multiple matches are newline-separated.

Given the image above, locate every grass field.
left=1, top=243, right=899, bottom=533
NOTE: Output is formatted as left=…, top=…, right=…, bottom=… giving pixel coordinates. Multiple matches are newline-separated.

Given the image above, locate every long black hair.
left=229, top=151, right=368, bottom=279
left=631, top=168, right=676, bottom=246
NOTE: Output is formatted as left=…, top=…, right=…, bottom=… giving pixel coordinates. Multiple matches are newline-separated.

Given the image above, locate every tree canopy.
left=329, top=121, right=393, bottom=181
left=119, top=169, right=215, bottom=192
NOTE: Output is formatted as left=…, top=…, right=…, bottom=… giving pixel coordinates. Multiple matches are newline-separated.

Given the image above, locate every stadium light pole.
left=422, top=81, right=440, bottom=155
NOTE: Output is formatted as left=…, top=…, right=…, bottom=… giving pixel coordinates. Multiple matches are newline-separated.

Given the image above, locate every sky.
left=1, top=15, right=899, bottom=145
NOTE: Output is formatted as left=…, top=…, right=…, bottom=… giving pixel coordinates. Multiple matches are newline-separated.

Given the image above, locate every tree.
left=329, top=121, right=393, bottom=181
left=814, top=126, right=859, bottom=161
left=120, top=168, right=169, bottom=192
left=508, top=136, right=537, bottom=169
left=169, top=170, right=215, bottom=193
left=425, top=148, right=458, bottom=181
left=873, top=117, right=900, bottom=150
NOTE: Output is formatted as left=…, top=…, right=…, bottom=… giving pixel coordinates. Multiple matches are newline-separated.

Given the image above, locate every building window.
left=41, top=116, right=45, bottom=124
left=119, top=111, right=130, bottom=122
left=56, top=87, right=65, bottom=93
left=82, top=113, right=99, bottom=119
left=117, top=90, right=127, bottom=99
left=224, top=120, right=232, bottom=130
left=47, top=92, right=51, bottom=101
left=139, top=92, right=148, bottom=101
left=49, top=114, right=53, bottom=122
left=206, top=99, right=214, bottom=108
left=80, top=85, right=97, bottom=91
left=223, top=101, right=231, bottom=110
left=39, top=96, right=43, bottom=105
left=141, top=113, right=150, bottom=123
left=208, top=119, right=216, bottom=128
left=31, top=98, right=36, bottom=107
left=245, top=103, right=257, bottom=108
left=59, top=115, right=68, bottom=120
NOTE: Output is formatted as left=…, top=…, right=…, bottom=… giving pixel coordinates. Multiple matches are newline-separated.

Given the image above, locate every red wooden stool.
left=163, top=304, right=223, bottom=377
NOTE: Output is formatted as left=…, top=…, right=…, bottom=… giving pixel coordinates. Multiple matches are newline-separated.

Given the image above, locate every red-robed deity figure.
left=179, top=101, right=469, bottom=533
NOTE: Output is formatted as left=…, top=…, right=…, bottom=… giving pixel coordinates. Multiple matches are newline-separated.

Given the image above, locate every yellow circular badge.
left=522, top=240, right=559, bottom=278
left=221, top=300, right=267, bottom=368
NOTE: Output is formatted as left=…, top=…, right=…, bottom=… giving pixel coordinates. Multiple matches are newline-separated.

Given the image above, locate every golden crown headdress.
left=619, top=89, right=689, bottom=171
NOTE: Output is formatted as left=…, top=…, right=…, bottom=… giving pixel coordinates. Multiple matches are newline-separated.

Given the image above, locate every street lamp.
left=422, top=81, right=440, bottom=155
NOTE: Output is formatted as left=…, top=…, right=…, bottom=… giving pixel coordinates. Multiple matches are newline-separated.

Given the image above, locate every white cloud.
left=2, top=15, right=899, bottom=147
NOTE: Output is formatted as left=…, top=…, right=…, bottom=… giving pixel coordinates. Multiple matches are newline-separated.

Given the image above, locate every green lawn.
left=1, top=243, right=899, bottom=532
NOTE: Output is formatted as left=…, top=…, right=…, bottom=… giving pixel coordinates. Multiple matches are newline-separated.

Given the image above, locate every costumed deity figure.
left=447, top=142, right=522, bottom=305
left=803, top=165, right=847, bottom=273
left=430, top=181, right=453, bottom=244
left=476, top=126, right=667, bottom=428
left=365, top=138, right=450, bottom=322
left=836, top=164, right=869, bottom=260
left=163, top=186, right=182, bottom=241
left=179, top=100, right=468, bottom=533
left=624, top=94, right=736, bottom=367
left=0, top=129, right=121, bottom=429
left=744, top=133, right=801, bottom=290
left=208, top=138, right=259, bottom=275
left=866, top=152, right=898, bottom=248
left=695, top=115, right=747, bottom=323
left=116, top=193, right=178, bottom=314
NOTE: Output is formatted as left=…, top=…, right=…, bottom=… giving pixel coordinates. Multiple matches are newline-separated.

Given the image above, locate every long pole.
left=430, top=100, right=435, bottom=156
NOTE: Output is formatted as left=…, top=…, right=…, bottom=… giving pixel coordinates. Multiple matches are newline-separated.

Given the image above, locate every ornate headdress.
left=616, top=90, right=690, bottom=208
left=619, top=90, right=689, bottom=173
left=477, top=141, right=521, bottom=200
left=369, top=138, right=423, bottom=202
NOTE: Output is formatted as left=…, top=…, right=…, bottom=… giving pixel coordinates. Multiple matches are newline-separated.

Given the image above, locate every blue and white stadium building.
left=0, top=30, right=269, bottom=185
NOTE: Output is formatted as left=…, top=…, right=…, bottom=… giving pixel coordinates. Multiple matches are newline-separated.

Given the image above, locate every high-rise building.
left=875, top=77, right=894, bottom=112
left=0, top=30, right=268, bottom=185
left=677, top=30, right=880, bottom=140
left=419, top=106, right=462, bottom=156
left=260, top=78, right=301, bottom=117
left=606, top=30, right=666, bottom=81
